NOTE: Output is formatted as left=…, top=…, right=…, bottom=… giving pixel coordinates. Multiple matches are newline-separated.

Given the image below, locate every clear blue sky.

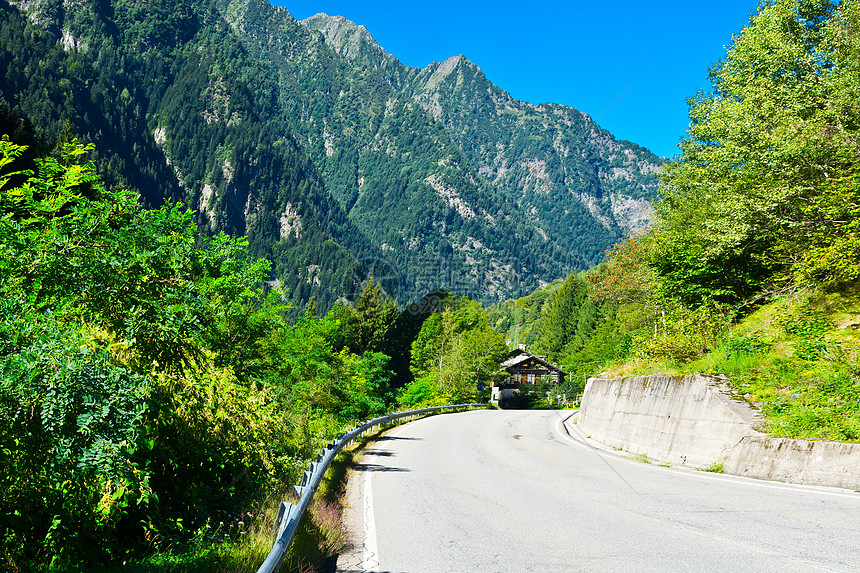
left=272, top=1, right=761, bottom=159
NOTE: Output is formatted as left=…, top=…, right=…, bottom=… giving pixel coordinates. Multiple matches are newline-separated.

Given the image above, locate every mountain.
left=302, top=14, right=660, bottom=257
left=0, top=0, right=663, bottom=310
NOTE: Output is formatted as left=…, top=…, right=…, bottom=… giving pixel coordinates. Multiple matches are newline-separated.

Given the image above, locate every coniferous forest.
left=0, top=0, right=663, bottom=315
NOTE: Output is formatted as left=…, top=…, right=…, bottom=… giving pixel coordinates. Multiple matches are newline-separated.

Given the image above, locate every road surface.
left=336, top=409, right=860, bottom=572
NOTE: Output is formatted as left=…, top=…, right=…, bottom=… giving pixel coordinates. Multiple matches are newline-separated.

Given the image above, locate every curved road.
left=336, top=410, right=860, bottom=572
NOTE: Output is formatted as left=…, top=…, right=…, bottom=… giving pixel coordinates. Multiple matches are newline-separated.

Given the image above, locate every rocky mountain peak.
left=301, top=12, right=408, bottom=87
left=0, top=0, right=664, bottom=308
left=302, top=14, right=377, bottom=58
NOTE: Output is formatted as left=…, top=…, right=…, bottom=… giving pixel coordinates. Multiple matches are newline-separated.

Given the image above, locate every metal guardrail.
left=256, top=403, right=488, bottom=573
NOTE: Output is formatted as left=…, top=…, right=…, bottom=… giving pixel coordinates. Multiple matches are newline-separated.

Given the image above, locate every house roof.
left=501, top=350, right=568, bottom=376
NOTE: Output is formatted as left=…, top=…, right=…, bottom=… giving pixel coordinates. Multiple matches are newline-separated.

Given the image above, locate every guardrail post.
left=271, top=501, right=293, bottom=540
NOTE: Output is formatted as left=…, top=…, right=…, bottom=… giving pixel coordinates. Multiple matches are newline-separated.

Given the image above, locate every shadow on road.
left=352, top=463, right=410, bottom=473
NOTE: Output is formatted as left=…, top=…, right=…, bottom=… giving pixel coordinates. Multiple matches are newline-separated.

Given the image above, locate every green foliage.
left=0, top=138, right=401, bottom=570
left=196, top=234, right=281, bottom=382
left=401, top=295, right=507, bottom=407
left=0, top=138, right=182, bottom=565
left=397, top=375, right=447, bottom=408
left=634, top=304, right=734, bottom=364
left=654, top=0, right=860, bottom=304
left=725, top=333, right=770, bottom=356
left=0, top=302, right=151, bottom=568
left=778, top=307, right=833, bottom=361
left=532, top=273, right=601, bottom=365
left=255, top=312, right=393, bottom=455
left=351, top=278, right=399, bottom=354
left=718, top=347, right=860, bottom=442
left=0, top=135, right=217, bottom=375
left=384, top=289, right=444, bottom=388
left=0, top=0, right=661, bottom=314
left=779, top=308, right=831, bottom=339
left=702, top=460, right=724, bottom=473
left=487, top=279, right=562, bottom=348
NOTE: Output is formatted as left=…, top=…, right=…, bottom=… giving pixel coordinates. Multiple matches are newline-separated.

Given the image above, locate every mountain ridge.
left=303, top=12, right=660, bottom=252
left=0, top=0, right=663, bottom=310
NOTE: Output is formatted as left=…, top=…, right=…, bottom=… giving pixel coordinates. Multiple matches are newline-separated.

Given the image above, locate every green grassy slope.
left=603, top=285, right=860, bottom=442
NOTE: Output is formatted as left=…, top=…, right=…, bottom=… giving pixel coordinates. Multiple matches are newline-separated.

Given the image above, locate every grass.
left=213, top=416, right=439, bottom=572
left=92, top=429, right=378, bottom=573
left=695, top=289, right=860, bottom=442
left=71, top=430, right=372, bottom=573
left=89, top=486, right=308, bottom=573
left=702, top=460, right=724, bottom=473
left=606, top=284, right=860, bottom=443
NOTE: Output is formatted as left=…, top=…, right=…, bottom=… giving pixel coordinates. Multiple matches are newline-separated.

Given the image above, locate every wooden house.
left=499, top=349, right=567, bottom=386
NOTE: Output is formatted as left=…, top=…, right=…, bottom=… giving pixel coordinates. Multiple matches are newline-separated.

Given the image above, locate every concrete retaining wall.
left=578, top=375, right=860, bottom=489
left=724, top=436, right=860, bottom=489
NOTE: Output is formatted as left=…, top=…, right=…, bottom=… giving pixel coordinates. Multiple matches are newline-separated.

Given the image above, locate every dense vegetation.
left=0, top=0, right=373, bottom=314
left=399, top=294, right=508, bottom=407
left=496, top=0, right=860, bottom=439
left=0, top=129, right=468, bottom=570
left=3, top=0, right=859, bottom=570
left=303, top=12, right=664, bottom=264
left=655, top=0, right=860, bottom=305
left=0, top=0, right=662, bottom=315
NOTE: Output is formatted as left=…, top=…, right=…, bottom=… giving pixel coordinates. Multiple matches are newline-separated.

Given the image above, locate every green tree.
left=353, top=277, right=399, bottom=353
left=402, top=295, right=507, bottom=406
left=0, top=134, right=404, bottom=569
left=655, top=0, right=860, bottom=304
left=532, top=273, right=596, bottom=362
left=0, top=136, right=195, bottom=563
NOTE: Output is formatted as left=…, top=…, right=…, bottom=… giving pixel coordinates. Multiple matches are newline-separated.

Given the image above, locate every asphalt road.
left=336, top=409, right=860, bottom=573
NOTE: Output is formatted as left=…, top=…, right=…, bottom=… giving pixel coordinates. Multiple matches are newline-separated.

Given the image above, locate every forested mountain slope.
left=304, top=13, right=662, bottom=262
left=2, top=0, right=390, bottom=311
left=0, top=0, right=663, bottom=309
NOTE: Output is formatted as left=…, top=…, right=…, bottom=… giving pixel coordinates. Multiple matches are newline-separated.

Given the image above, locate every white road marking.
left=360, top=455, right=379, bottom=572
left=360, top=422, right=410, bottom=571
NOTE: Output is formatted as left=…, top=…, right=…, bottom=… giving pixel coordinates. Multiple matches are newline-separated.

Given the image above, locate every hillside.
left=0, top=0, right=663, bottom=310
left=303, top=14, right=661, bottom=263
left=504, top=0, right=860, bottom=442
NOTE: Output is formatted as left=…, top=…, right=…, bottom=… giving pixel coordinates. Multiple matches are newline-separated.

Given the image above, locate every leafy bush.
left=0, top=306, right=152, bottom=567
left=397, top=375, right=446, bottom=408
left=779, top=308, right=832, bottom=361
left=634, top=304, right=733, bottom=364
left=0, top=136, right=402, bottom=569
left=725, top=334, right=770, bottom=356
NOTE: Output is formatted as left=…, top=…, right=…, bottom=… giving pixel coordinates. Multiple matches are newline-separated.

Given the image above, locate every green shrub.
left=725, top=334, right=770, bottom=356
